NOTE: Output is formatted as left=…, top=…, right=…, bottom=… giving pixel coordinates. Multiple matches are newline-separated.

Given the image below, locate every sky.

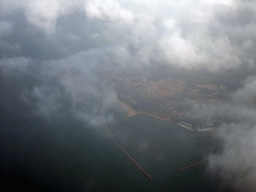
left=1, top=0, right=256, bottom=191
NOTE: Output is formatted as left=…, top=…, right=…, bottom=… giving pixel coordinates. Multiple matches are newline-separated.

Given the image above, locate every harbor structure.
left=177, top=121, right=194, bottom=131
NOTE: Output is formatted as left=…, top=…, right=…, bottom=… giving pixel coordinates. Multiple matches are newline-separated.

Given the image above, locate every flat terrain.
left=100, top=72, right=224, bottom=122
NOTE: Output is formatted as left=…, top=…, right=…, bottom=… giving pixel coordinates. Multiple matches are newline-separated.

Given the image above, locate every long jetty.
left=177, top=160, right=208, bottom=172
left=108, top=119, right=154, bottom=182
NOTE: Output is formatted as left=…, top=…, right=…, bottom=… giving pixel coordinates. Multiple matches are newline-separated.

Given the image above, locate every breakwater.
left=177, top=160, right=208, bottom=172
left=108, top=117, right=154, bottom=182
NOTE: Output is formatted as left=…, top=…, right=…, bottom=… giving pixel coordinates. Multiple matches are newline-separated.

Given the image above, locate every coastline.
left=140, top=112, right=173, bottom=122
left=117, top=100, right=173, bottom=122
left=109, top=101, right=155, bottom=182
left=117, top=101, right=215, bottom=134
left=117, top=101, right=137, bottom=117
left=110, top=100, right=216, bottom=179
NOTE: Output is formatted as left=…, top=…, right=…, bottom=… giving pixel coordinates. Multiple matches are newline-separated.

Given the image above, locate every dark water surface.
left=111, top=113, right=219, bottom=192
left=1, top=104, right=220, bottom=191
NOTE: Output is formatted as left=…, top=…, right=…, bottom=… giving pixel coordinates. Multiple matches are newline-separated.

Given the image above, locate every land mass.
left=99, top=70, right=240, bottom=128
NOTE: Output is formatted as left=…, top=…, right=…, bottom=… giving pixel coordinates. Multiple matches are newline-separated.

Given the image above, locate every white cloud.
left=158, top=30, right=200, bottom=68
left=208, top=124, right=256, bottom=191
left=200, top=0, right=234, bottom=5
left=25, top=0, right=83, bottom=34
left=85, top=0, right=134, bottom=23
left=0, top=0, right=246, bottom=71
left=25, top=0, right=61, bottom=34
left=162, top=19, right=176, bottom=30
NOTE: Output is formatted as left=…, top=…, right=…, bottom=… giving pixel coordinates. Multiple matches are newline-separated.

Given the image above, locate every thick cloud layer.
left=208, top=123, right=256, bottom=192
left=2, top=0, right=255, bottom=70
left=1, top=0, right=256, bottom=191
left=183, top=74, right=256, bottom=191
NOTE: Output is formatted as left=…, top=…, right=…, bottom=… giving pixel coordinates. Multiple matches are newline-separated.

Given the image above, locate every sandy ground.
left=117, top=101, right=138, bottom=117
left=117, top=100, right=174, bottom=122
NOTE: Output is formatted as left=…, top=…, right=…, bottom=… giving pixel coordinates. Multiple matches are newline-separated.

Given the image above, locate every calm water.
left=2, top=106, right=220, bottom=191
left=111, top=113, right=219, bottom=192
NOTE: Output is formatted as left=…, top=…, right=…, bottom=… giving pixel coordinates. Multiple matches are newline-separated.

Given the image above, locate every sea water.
left=109, top=113, right=219, bottom=192
left=2, top=106, right=220, bottom=191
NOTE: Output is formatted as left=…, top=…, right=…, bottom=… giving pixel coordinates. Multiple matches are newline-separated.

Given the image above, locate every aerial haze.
left=1, top=0, right=256, bottom=191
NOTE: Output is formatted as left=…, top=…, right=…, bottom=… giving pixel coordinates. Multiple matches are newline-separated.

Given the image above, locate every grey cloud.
left=3, top=0, right=255, bottom=71
left=208, top=123, right=256, bottom=192
left=212, top=4, right=256, bottom=67
left=215, top=5, right=255, bottom=27
left=184, top=103, right=256, bottom=124
left=0, top=10, right=64, bottom=59
left=31, top=85, right=62, bottom=118
left=231, top=77, right=256, bottom=106
left=29, top=49, right=120, bottom=129
left=0, top=21, right=19, bottom=58
left=0, top=9, right=133, bottom=61
left=0, top=21, right=13, bottom=36
left=185, top=72, right=256, bottom=191
left=0, top=57, right=31, bottom=74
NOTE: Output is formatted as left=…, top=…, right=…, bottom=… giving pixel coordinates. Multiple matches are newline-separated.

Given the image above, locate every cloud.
left=2, top=0, right=253, bottom=71
left=231, top=77, right=256, bottom=106
left=1, top=1, right=256, bottom=189
left=0, top=21, right=13, bottom=36
left=31, top=49, right=119, bottom=128
left=85, top=0, right=134, bottom=23
left=0, top=57, right=31, bottom=74
left=0, top=0, right=255, bottom=118
left=31, top=85, right=62, bottom=117
left=184, top=74, right=256, bottom=191
left=25, top=0, right=84, bottom=34
left=184, top=103, right=256, bottom=124
left=208, top=123, right=256, bottom=192
left=0, top=0, right=82, bottom=34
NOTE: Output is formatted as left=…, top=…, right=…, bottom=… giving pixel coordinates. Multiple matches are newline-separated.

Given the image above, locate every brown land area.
left=141, top=112, right=173, bottom=121
left=147, top=79, right=185, bottom=98
left=117, top=101, right=137, bottom=117
left=196, top=84, right=218, bottom=91
left=117, top=100, right=173, bottom=121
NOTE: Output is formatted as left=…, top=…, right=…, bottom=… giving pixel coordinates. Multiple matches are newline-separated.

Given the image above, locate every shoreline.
left=140, top=112, right=173, bottom=122
left=110, top=100, right=216, bottom=179
left=117, top=100, right=214, bottom=133
left=117, top=101, right=137, bottom=117
left=117, top=101, right=173, bottom=122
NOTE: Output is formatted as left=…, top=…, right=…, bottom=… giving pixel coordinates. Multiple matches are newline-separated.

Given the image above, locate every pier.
left=108, top=119, right=154, bottom=182
left=177, top=160, right=208, bottom=172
